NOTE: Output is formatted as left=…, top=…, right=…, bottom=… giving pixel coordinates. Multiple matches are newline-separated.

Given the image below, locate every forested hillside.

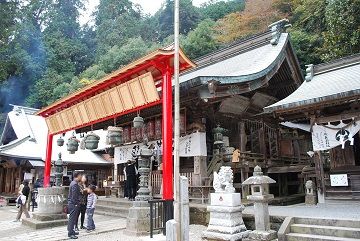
left=0, top=0, right=359, bottom=128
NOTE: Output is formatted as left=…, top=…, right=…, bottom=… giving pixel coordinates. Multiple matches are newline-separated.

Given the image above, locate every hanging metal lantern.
left=213, top=125, right=226, bottom=146
left=133, top=114, right=144, bottom=129
left=57, top=136, right=64, bottom=147
left=67, top=134, right=79, bottom=154
left=106, top=126, right=123, bottom=146
left=84, top=131, right=100, bottom=150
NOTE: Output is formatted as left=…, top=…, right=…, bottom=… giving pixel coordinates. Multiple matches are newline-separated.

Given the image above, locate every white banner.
left=312, top=120, right=360, bottom=151
left=114, top=132, right=207, bottom=164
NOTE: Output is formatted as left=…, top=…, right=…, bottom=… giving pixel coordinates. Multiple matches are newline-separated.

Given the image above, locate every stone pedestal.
left=125, top=201, right=151, bottom=236
left=202, top=193, right=249, bottom=241
left=22, top=187, right=68, bottom=229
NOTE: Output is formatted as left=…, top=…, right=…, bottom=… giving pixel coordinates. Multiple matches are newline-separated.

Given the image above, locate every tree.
left=158, top=0, right=200, bottom=40
left=214, top=0, right=283, bottom=43
left=199, top=0, right=245, bottom=21
left=95, top=0, right=142, bottom=58
left=182, top=19, right=219, bottom=59
left=98, top=37, right=154, bottom=73
left=0, top=0, right=19, bottom=82
left=322, top=0, right=360, bottom=61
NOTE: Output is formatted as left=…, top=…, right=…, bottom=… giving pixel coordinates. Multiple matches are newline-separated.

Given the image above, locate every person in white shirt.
left=15, top=191, right=30, bottom=221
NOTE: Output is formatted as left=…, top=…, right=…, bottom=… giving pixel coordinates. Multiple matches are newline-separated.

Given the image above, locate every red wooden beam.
left=43, top=133, right=53, bottom=187
left=162, top=65, right=173, bottom=200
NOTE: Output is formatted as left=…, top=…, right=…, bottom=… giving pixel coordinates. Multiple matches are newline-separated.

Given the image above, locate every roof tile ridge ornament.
left=305, top=64, right=314, bottom=82
left=268, top=18, right=291, bottom=45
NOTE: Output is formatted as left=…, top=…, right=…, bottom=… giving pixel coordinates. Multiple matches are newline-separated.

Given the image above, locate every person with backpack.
left=15, top=181, right=30, bottom=222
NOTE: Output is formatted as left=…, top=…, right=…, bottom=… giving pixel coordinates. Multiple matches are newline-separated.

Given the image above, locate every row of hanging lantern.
left=56, top=112, right=144, bottom=154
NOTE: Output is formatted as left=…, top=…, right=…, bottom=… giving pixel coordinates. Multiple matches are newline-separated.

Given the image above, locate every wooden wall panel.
left=118, top=84, right=134, bottom=110
left=93, top=95, right=106, bottom=118
left=108, top=88, right=124, bottom=113
left=45, top=72, right=159, bottom=134
left=100, top=92, right=115, bottom=116
left=85, top=100, right=97, bottom=121
left=72, top=105, right=83, bottom=126
left=140, top=73, right=160, bottom=102
left=78, top=103, right=89, bottom=123
left=129, top=78, right=146, bottom=106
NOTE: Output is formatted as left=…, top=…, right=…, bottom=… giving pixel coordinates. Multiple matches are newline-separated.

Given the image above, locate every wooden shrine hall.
left=37, top=19, right=313, bottom=204
left=265, top=54, right=360, bottom=203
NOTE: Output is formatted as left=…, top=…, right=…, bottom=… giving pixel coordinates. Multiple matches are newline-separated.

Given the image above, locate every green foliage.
left=182, top=19, right=219, bottom=59
left=199, top=0, right=245, bottom=21
left=322, top=0, right=360, bottom=61
left=95, top=0, right=142, bottom=58
left=158, top=0, right=200, bottom=40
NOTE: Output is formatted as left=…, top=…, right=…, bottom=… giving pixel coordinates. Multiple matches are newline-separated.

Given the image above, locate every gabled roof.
left=180, top=32, right=289, bottom=85
left=0, top=105, right=110, bottom=165
left=265, top=53, right=360, bottom=113
left=178, top=19, right=302, bottom=92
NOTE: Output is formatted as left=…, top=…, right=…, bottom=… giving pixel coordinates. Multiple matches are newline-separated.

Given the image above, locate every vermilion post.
left=162, top=66, right=173, bottom=200
left=43, top=133, right=53, bottom=187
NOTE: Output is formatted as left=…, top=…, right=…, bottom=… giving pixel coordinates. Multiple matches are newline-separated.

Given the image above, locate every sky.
left=79, top=0, right=210, bottom=25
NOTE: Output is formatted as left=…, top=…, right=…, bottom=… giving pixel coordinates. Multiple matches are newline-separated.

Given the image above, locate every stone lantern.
left=242, top=166, right=277, bottom=241
left=53, top=153, right=66, bottom=187
left=213, top=125, right=227, bottom=146
left=126, top=137, right=153, bottom=236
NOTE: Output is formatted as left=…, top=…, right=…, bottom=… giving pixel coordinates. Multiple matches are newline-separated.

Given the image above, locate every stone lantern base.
left=124, top=201, right=151, bottom=236
left=22, top=187, right=68, bottom=229
left=243, top=230, right=277, bottom=241
left=202, top=193, right=249, bottom=241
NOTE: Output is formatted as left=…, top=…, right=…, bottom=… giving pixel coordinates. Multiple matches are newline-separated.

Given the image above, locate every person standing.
left=15, top=181, right=30, bottom=222
left=86, top=185, right=97, bottom=232
left=125, top=160, right=138, bottom=201
left=67, top=172, right=82, bottom=239
left=75, top=175, right=88, bottom=230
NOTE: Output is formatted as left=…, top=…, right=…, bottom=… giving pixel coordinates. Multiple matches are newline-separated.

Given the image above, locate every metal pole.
left=174, top=0, right=181, bottom=240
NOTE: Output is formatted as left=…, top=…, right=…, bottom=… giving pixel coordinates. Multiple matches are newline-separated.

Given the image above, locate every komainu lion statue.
left=213, top=166, right=235, bottom=193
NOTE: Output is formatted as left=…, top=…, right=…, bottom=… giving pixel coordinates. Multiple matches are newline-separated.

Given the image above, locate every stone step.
left=94, top=210, right=128, bottom=218
left=22, top=217, right=68, bottom=229
left=95, top=205, right=129, bottom=217
left=294, top=217, right=360, bottom=228
left=286, top=233, right=360, bottom=241
left=96, top=198, right=132, bottom=207
left=290, top=224, right=360, bottom=239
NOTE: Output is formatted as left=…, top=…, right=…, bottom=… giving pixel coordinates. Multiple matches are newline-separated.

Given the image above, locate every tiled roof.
left=265, top=55, right=360, bottom=112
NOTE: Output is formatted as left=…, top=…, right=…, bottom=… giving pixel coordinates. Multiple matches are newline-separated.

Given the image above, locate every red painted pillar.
left=162, top=66, right=173, bottom=200
left=43, top=133, right=53, bottom=187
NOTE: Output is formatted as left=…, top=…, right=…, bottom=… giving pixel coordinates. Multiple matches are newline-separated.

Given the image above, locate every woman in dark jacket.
left=75, top=175, right=88, bottom=230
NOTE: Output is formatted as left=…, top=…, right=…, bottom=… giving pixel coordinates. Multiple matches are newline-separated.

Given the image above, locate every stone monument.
left=125, top=139, right=153, bottom=236
left=242, top=166, right=277, bottom=241
left=23, top=152, right=68, bottom=229
left=22, top=186, right=68, bottom=229
left=202, top=166, right=249, bottom=241
left=305, top=180, right=317, bottom=205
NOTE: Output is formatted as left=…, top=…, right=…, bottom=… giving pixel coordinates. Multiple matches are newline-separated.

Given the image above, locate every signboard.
left=330, top=174, right=348, bottom=187
left=114, top=132, right=207, bottom=164
left=312, top=120, right=360, bottom=151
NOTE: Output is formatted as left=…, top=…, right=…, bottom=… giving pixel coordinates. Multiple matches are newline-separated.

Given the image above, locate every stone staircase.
left=95, top=197, right=132, bottom=218
left=278, top=217, right=360, bottom=241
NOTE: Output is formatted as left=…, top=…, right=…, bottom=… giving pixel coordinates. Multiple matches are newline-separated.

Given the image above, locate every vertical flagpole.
left=174, top=0, right=181, bottom=240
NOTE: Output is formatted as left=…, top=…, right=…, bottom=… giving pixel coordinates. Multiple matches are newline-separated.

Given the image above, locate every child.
left=86, top=185, right=97, bottom=232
